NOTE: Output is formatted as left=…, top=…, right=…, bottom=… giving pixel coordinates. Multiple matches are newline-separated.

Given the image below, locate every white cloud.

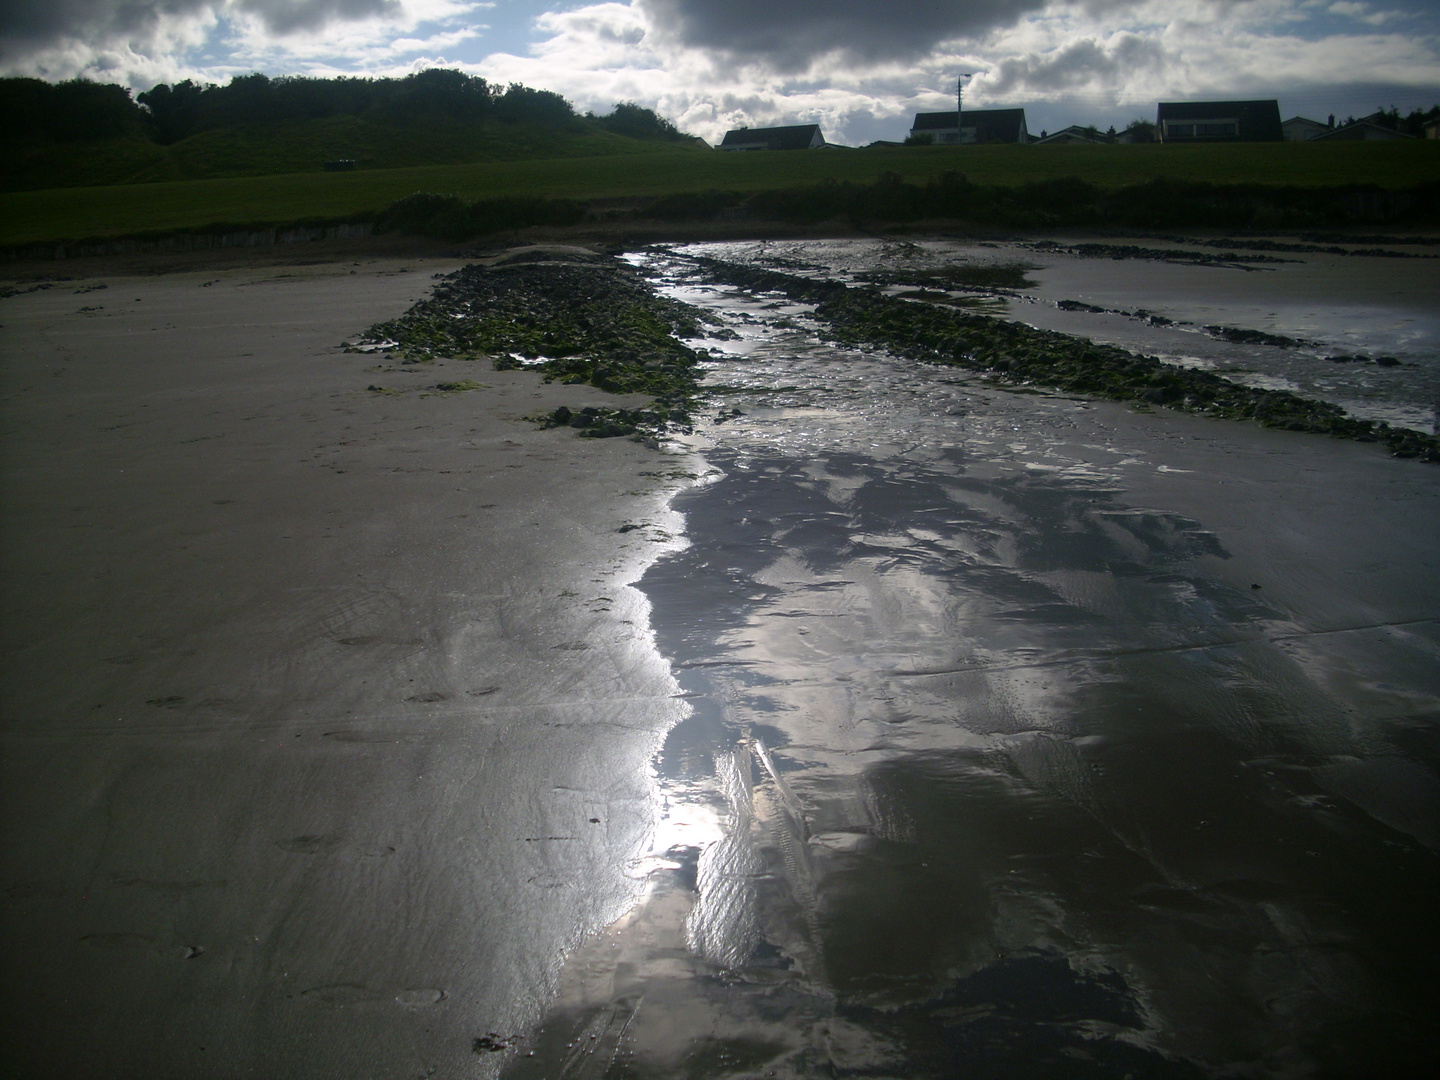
left=469, top=1, right=1439, bottom=144
left=0, top=0, right=1434, bottom=141
left=0, top=1, right=488, bottom=85
left=1322, top=1, right=1414, bottom=26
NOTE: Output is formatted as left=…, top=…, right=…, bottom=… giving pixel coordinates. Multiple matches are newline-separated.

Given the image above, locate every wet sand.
left=521, top=414, right=1440, bottom=1079
left=0, top=253, right=696, bottom=1078
left=506, top=245, right=1440, bottom=1079
left=4, top=240, right=1438, bottom=1079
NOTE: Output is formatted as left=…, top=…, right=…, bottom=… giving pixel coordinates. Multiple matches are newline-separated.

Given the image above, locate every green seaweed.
left=361, top=254, right=704, bottom=438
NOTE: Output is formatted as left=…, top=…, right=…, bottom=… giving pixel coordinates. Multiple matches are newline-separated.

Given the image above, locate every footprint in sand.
left=275, top=834, right=344, bottom=853
left=80, top=933, right=203, bottom=958
left=300, top=984, right=383, bottom=1006
left=300, top=985, right=446, bottom=1009
left=80, top=932, right=156, bottom=950
left=396, top=988, right=446, bottom=1008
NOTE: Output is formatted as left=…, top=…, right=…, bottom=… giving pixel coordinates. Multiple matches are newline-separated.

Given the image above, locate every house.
left=1155, top=100, right=1283, bottom=142
left=1282, top=115, right=1332, bottom=141
left=1033, top=125, right=1113, bottom=145
left=908, top=108, right=1029, bottom=145
left=718, top=124, right=826, bottom=151
left=1426, top=118, right=1440, bottom=140
left=1313, top=113, right=1414, bottom=141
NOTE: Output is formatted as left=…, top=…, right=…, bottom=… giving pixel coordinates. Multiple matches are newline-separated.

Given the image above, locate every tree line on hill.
left=0, top=69, right=688, bottom=146
left=1354, top=106, right=1440, bottom=138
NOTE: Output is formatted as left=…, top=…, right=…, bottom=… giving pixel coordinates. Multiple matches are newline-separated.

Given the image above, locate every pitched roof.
left=1033, top=125, right=1113, bottom=145
left=718, top=124, right=825, bottom=150
left=1282, top=115, right=1331, bottom=141
left=1312, top=120, right=1414, bottom=141
left=911, top=108, right=1028, bottom=143
left=1156, top=100, right=1282, bottom=141
left=912, top=111, right=959, bottom=131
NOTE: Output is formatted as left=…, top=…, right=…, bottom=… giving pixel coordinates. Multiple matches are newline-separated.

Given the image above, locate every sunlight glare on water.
left=505, top=240, right=1440, bottom=1080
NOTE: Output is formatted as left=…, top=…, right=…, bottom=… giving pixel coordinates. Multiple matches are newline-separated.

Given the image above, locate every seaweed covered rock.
left=359, top=253, right=705, bottom=437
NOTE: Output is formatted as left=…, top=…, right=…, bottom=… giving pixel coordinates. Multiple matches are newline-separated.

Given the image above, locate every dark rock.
left=1204, top=325, right=1314, bottom=349
left=356, top=255, right=703, bottom=438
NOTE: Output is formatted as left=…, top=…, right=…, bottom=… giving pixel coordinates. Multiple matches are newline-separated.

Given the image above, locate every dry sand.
left=0, top=250, right=697, bottom=1078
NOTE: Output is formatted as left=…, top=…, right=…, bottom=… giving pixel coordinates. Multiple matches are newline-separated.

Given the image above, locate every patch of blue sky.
left=1290, top=2, right=1440, bottom=39
left=440, top=0, right=557, bottom=62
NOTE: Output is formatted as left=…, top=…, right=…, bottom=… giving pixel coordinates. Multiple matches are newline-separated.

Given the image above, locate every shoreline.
left=4, top=241, right=1437, bottom=1077
left=5, top=214, right=1439, bottom=278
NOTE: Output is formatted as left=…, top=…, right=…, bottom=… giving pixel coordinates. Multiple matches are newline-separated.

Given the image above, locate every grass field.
left=4, top=140, right=1438, bottom=247
left=1, top=118, right=697, bottom=192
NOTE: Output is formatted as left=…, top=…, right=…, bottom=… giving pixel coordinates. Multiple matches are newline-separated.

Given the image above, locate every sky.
left=1, top=0, right=1438, bottom=143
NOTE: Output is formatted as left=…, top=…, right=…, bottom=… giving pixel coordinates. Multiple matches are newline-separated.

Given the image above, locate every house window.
left=1165, top=119, right=1238, bottom=139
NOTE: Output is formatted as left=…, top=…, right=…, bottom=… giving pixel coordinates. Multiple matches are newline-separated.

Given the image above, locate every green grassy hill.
left=0, top=115, right=706, bottom=192
left=3, top=140, right=1437, bottom=248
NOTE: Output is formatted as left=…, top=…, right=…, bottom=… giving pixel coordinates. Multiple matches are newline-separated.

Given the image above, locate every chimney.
left=1328, top=114, right=1335, bottom=128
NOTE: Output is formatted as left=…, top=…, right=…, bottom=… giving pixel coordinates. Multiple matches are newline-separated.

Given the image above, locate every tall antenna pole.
left=957, top=73, right=973, bottom=143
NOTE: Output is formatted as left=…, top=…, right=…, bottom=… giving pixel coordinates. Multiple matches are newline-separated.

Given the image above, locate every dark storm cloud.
left=0, top=0, right=206, bottom=49
left=235, top=0, right=400, bottom=34
left=640, top=0, right=1049, bottom=70
left=0, top=0, right=399, bottom=60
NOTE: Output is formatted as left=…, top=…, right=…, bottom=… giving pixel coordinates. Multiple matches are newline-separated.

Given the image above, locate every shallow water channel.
left=502, top=242, right=1440, bottom=1079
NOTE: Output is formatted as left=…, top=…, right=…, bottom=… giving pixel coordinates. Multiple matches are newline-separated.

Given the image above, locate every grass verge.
left=3, top=141, right=1437, bottom=248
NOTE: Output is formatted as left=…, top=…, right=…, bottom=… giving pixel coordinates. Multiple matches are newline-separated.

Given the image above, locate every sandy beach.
left=1, top=245, right=698, bottom=1077
left=3, top=237, right=1438, bottom=1079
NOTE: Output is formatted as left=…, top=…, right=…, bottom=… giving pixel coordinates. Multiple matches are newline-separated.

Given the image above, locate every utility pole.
left=957, top=73, right=973, bottom=143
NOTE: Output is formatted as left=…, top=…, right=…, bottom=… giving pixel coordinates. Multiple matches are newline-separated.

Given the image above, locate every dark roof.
left=911, top=108, right=1028, bottom=143
left=718, top=124, right=824, bottom=150
left=912, top=111, right=958, bottom=131
left=1155, top=100, right=1282, bottom=141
